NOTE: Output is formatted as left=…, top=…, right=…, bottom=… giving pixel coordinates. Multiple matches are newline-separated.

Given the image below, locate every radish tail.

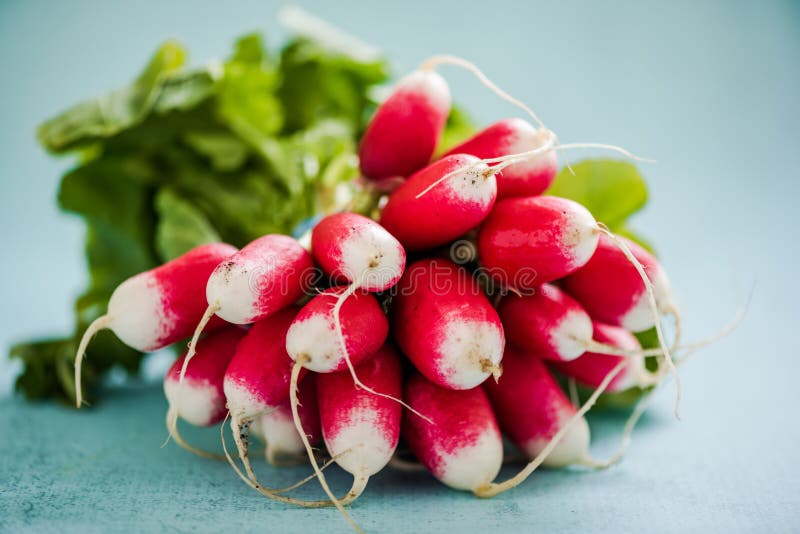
left=74, top=314, right=113, bottom=408
left=473, top=358, right=627, bottom=498
left=420, top=54, right=547, bottom=131
left=164, top=406, right=225, bottom=460
left=331, top=285, right=433, bottom=424
left=178, top=303, right=219, bottom=385
left=596, top=224, right=681, bottom=419
left=290, top=359, right=363, bottom=532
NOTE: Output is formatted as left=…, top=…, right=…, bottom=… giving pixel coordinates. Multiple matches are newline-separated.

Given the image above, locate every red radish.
left=484, top=347, right=592, bottom=468
left=379, top=154, right=497, bottom=251
left=73, top=242, right=237, bottom=407
left=552, top=322, right=656, bottom=393
left=392, top=258, right=505, bottom=390
left=402, top=372, right=503, bottom=492
left=222, top=307, right=306, bottom=485
left=444, top=118, right=557, bottom=198
left=311, top=212, right=405, bottom=292
left=499, top=283, right=593, bottom=362
left=163, top=326, right=246, bottom=459
left=254, top=374, right=321, bottom=466
left=316, top=344, right=402, bottom=503
left=285, top=289, right=388, bottom=374
left=477, top=346, right=629, bottom=498
left=477, top=196, right=599, bottom=288
left=179, top=234, right=313, bottom=392
left=562, top=233, right=675, bottom=332
left=358, top=69, right=450, bottom=182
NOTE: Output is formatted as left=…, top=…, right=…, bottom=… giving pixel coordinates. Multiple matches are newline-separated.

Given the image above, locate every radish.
left=311, top=212, right=405, bottom=292
left=163, top=325, right=246, bottom=459
left=392, top=258, right=505, bottom=390
left=316, top=344, right=402, bottom=504
left=444, top=118, right=558, bottom=198
left=498, top=283, right=593, bottom=362
left=358, top=69, right=450, bottom=183
left=379, top=154, right=497, bottom=251
left=73, top=242, right=238, bottom=407
left=254, top=374, right=321, bottom=466
left=285, top=289, right=388, bottom=374
left=484, top=346, right=593, bottom=468
left=477, top=195, right=680, bottom=412
left=179, top=234, right=313, bottom=394
left=552, top=322, right=657, bottom=392
left=284, top=288, right=390, bottom=530
left=222, top=307, right=307, bottom=486
left=402, top=372, right=503, bottom=492
left=476, top=346, right=629, bottom=498
left=562, top=233, right=676, bottom=332
left=477, top=196, right=599, bottom=287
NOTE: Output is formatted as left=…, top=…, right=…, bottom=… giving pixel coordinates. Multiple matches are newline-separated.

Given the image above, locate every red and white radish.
left=254, top=374, right=321, bottom=466
left=284, top=288, right=390, bottom=527
left=74, top=242, right=238, bottom=407
left=359, top=69, right=450, bottom=183
left=223, top=307, right=305, bottom=484
left=477, top=196, right=599, bottom=288
left=180, top=234, right=313, bottom=393
left=316, top=344, right=402, bottom=503
left=484, top=346, right=592, bottom=469
left=552, top=322, right=657, bottom=393
left=562, top=233, right=675, bottom=333
left=392, top=258, right=505, bottom=390
left=402, top=372, right=503, bottom=492
left=477, top=196, right=679, bottom=410
left=285, top=289, right=388, bottom=374
left=311, top=212, right=405, bottom=292
left=444, top=118, right=557, bottom=198
left=379, top=154, right=497, bottom=251
left=477, top=346, right=630, bottom=498
left=498, top=283, right=593, bottom=362
left=163, top=325, right=246, bottom=459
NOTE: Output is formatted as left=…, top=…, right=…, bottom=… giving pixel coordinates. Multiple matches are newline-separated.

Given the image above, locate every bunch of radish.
left=73, top=56, right=700, bottom=532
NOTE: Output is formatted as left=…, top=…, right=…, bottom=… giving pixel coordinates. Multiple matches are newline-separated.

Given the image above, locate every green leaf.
left=38, top=41, right=191, bottom=153
left=155, top=188, right=221, bottom=261
left=277, top=38, right=389, bottom=133
left=547, top=159, right=648, bottom=230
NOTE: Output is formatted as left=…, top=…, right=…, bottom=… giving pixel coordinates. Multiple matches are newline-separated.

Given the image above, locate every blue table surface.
left=1, top=1, right=798, bottom=532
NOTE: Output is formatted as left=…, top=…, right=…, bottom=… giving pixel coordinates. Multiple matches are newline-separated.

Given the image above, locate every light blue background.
left=1, top=1, right=798, bottom=532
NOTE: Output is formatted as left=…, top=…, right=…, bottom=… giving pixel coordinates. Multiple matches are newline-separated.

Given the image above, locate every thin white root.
left=290, top=359, right=363, bottom=532
left=580, top=338, right=665, bottom=358
left=331, top=285, right=433, bottom=424
left=232, top=416, right=259, bottom=485
left=555, top=143, right=655, bottom=164
left=419, top=54, right=547, bottom=130
left=73, top=314, right=114, bottom=408
left=567, top=378, right=579, bottom=408
left=220, top=411, right=347, bottom=506
left=178, top=303, right=220, bottom=385
left=473, top=358, right=627, bottom=498
left=163, top=406, right=226, bottom=460
left=596, top=224, right=681, bottom=420
left=578, top=389, right=655, bottom=470
left=388, top=455, right=427, bottom=472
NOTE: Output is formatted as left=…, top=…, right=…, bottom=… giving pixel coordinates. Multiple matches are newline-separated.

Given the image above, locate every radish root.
left=595, top=224, right=681, bottom=418
left=74, top=314, right=114, bottom=408
left=290, top=358, right=363, bottom=532
left=420, top=54, right=547, bottom=130
left=163, top=406, right=226, bottom=460
left=178, top=303, right=220, bottom=385
left=330, top=285, right=433, bottom=424
left=474, top=358, right=627, bottom=498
